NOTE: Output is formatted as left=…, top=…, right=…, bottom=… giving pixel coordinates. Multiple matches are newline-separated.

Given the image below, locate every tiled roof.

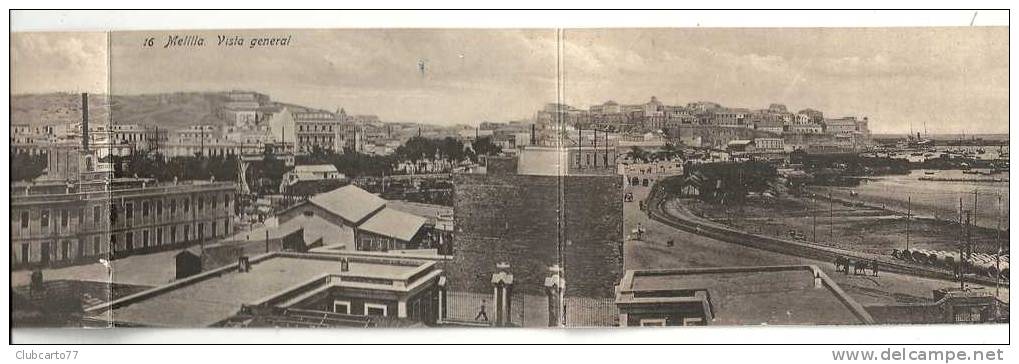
left=294, top=164, right=338, bottom=173
left=308, top=185, right=386, bottom=224
left=358, top=207, right=427, bottom=242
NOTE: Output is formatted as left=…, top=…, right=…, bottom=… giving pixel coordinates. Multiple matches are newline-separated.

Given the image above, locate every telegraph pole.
left=905, top=196, right=911, bottom=251
left=972, top=188, right=978, bottom=228
left=961, top=211, right=972, bottom=290
left=200, top=126, right=205, bottom=157
left=828, top=190, right=834, bottom=243
left=811, top=193, right=817, bottom=243
left=995, top=192, right=1002, bottom=298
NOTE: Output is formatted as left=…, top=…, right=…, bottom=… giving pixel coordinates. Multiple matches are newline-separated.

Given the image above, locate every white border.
left=3, top=7, right=1014, bottom=352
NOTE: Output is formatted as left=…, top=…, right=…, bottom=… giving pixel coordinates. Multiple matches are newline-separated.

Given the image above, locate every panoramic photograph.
left=9, top=25, right=1008, bottom=331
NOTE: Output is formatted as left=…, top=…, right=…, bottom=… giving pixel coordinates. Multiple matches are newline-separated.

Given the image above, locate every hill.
left=9, top=92, right=267, bottom=130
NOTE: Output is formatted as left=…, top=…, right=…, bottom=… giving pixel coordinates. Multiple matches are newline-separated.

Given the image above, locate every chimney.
left=813, top=268, right=823, bottom=289
left=340, top=258, right=350, bottom=272
left=81, top=93, right=90, bottom=152
left=238, top=256, right=251, bottom=272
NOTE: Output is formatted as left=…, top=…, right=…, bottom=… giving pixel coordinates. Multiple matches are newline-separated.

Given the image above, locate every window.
left=126, top=232, right=134, bottom=250
left=125, top=203, right=134, bottom=220
left=142, top=201, right=150, bottom=217
left=212, top=222, right=218, bottom=237
left=365, top=303, right=388, bottom=317
left=143, top=230, right=150, bottom=247
left=157, top=200, right=163, bottom=216
left=40, top=210, right=50, bottom=228
left=61, top=209, right=69, bottom=227
left=20, top=211, right=28, bottom=229
left=170, top=199, right=177, bottom=214
left=682, top=317, right=705, bottom=326
left=157, top=227, right=163, bottom=245
left=110, top=204, right=118, bottom=224
left=639, top=318, right=667, bottom=327
left=20, top=244, right=29, bottom=264
left=183, top=198, right=190, bottom=213
left=58, top=241, right=70, bottom=260
left=93, top=206, right=101, bottom=227
left=184, top=225, right=191, bottom=241
left=171, top=226, right=177, bottom=243
left=93, top=236, right=101, bottom=256
left=198, top=196, right=205, bottom=212
left=332, top=300, right=351, bottom=314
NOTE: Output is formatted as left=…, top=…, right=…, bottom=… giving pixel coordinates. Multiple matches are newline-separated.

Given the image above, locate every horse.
left=852, top=260, right=867, bottom=275
left=834, top=256, right=848, bottom=274
left=869, top=260, right=879, bottom=276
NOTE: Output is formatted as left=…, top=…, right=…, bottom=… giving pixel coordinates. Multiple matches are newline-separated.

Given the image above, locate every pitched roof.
left=308, top=185, right=386, bottom=224
left=358, top=207, right=427, bottom=242
left=294, top=164, right=339, bottom=173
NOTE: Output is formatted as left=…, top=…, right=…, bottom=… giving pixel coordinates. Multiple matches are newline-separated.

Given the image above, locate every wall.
left=11, top=183, right=237, bottom=269
left=451, top=173, right=623, bottom=299
left=666, top=125, right=775, bottom=149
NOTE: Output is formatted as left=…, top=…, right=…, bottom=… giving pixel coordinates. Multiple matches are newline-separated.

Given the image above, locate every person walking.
left=475, top=299, right=489, bottom=321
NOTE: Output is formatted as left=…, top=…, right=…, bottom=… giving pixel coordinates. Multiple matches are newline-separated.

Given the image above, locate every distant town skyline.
left=11, top=27, right=1008, bottom=134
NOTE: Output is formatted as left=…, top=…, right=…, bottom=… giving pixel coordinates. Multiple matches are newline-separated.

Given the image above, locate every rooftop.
left=385, top=200, right=454, bottom=231
left=358, top=207, right=427, bottom=242
left=617, top=265, right=874, bottom=325
left=294, top=164, right=339, bottom=174
left=11, top=178, right=236, bottom=203
left=308, top=185, right=387, bottom=224
left=222, top=214, right=351, bottom=248
left=86, top=252, right=435, bottom=327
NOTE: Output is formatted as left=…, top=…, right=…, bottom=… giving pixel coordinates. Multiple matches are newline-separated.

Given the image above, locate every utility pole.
left=961, top=211, right=972, bottom=290
left=578, top=128, right=583, bottom=169
left=972, top=188, right=979, bottom=228
left=905, top=196, right=911, bottom=251
left=828, top=190, right=834, bottom=243
left=200, top=126, right=205, bottom=158
left=811, top=193, right=817, bottom=243
left=995, top=192, right=1002, bottom=298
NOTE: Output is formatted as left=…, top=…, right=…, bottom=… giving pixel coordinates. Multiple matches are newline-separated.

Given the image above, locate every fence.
left=565, top=296, right=619, bottom=327
left=444, top=290, right=619, bottom=327
left=446, top=290, right=557, bottom=327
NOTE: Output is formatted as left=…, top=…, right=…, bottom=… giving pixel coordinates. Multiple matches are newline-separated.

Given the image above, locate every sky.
left=11, top=32, right=109, bottom=94
left=10, top=27, right=1008, bottom=133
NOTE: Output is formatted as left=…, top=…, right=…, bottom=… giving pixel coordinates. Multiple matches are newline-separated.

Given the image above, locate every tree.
left=471, top=136, right=502, bottom=161
left=10, top=153, right=47, bottom=182
left=628, top=146, right=649, bottom=162
left=685, top=161, right=777, bottom=204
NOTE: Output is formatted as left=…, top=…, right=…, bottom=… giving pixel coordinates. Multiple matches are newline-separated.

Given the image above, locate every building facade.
left=11, top=179, right=238, bottom=269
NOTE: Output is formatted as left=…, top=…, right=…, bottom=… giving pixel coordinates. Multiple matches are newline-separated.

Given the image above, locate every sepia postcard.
left=9, top=25, right=1009, bottom=334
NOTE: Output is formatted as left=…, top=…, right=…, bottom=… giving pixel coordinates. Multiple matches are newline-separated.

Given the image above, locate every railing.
left=565, top=296, right=619, bottom=327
